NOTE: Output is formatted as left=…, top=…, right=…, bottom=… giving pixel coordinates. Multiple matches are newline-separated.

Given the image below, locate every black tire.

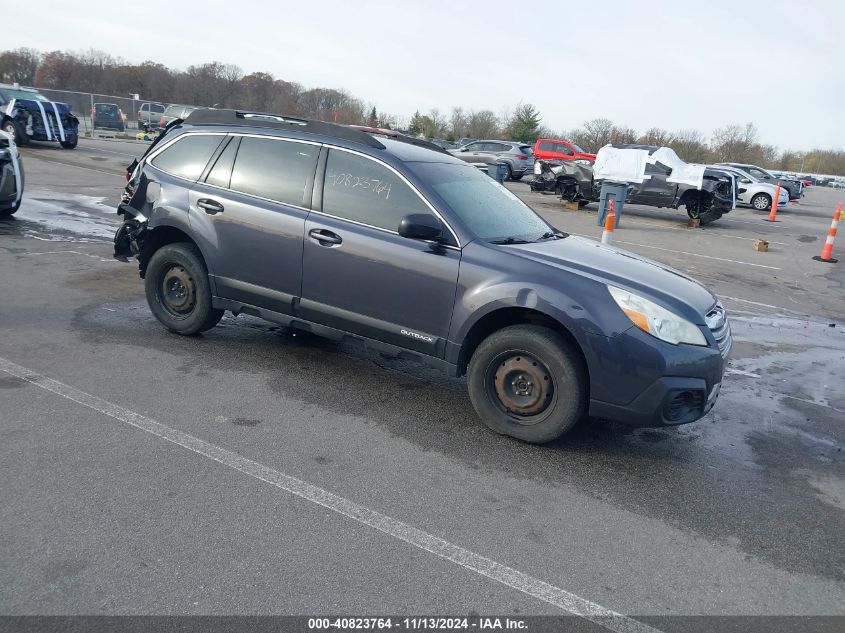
left=144, top=242, right=223, bottom=335
left=750, top=193, right=772, bottom=211
left=504, top=163, right=513, bottom=181
left=60, top=138, right=77, bottom=149
left=467, top=324, right=587, bottom=443
left=698, top=209, right=723, bottom=225
left=2, top=119, right=27, bottom=145
left=510, top=173, right=523, bottom=181
left=0, top=201, right=20, bottom=217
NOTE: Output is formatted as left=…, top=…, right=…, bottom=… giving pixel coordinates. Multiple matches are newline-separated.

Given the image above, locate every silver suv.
left=448, top=140, right=534, bottom=180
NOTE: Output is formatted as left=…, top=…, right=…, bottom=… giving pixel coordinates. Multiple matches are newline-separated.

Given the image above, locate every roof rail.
left=347, top=125, right=448, bottom=154
left=183, top=108, right=386, bottom=150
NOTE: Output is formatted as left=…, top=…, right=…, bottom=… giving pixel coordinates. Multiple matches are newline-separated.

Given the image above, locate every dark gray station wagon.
left=115, top=109, right=730, bottom=443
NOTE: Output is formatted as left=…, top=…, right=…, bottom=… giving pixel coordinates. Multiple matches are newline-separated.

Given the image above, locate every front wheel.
left=467, top=324, right=587, bottom=443
left=0, top=201, right=20, bottom=217
left=60, top=138, right=77, bottom=149
left=2, top=119, right=27, bottom=145
left=510, top=173, right=523, bottom=181
left=144, top=242, right=223, bottom=335
left=751, top=193, right=772, bottom=211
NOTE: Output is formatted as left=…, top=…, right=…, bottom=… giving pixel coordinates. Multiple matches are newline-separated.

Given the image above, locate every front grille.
left=705, top=303, right=732, bottom=358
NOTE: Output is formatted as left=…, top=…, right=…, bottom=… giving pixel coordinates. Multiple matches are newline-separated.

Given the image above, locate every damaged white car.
left=0, top=129, right=24, bottom=217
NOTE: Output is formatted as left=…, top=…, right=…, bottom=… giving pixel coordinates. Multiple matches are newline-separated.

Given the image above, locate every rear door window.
left=538, top=141, right=553, bottom=151
left=229, top=136, right=318, bottom=206
left=149, top=134, right=225, bottom=180
left=322, top=149, right=430, bottom=232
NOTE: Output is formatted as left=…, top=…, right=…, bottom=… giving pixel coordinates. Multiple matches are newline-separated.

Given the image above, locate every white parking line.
left=719, top=296, right=782, bottom=310
left=0, top=356, right=659, bottom=633
left=725, top=368, right=761, bottom=378
left=570, top=234, right=781, bottom=270
left=25, top=155, right=123, bottom=177
left=608, top=218, right=789, bottom=246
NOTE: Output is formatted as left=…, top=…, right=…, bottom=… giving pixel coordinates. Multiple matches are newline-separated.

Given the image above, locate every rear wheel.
left=144, top=242, right=223, bottom=335
left=467, top=324, right=587, bottom=443
left=504, top=163, right=513, bottom=181
left=60, top=138, right=77, bottom=149
left=751, top=193, right=772, bottom=211
left=510, top=173, right=523, bottom=181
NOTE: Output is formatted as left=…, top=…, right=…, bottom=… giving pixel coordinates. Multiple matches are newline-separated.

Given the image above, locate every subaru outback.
left=114, top=109, right=731, bottom=443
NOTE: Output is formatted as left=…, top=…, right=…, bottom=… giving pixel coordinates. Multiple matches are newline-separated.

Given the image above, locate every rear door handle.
left=308, top=228, right=342, bottom=245
left=197, top=198, right=224, bottom=214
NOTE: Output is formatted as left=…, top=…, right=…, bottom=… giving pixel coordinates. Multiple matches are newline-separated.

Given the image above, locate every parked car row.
left=531, top=144, right=736, bottom=224
left=447, top=140, right=535, bottom=180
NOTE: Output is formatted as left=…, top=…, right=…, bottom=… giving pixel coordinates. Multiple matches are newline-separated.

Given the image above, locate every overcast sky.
left=6, top=0, right=844, bottom=150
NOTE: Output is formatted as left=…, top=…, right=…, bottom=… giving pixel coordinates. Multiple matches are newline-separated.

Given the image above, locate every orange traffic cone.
left=766, top=181, right=782, bottom=222
left=601, top=199, right=616, bottom=244
left=813, top=202, right=841, bottom=263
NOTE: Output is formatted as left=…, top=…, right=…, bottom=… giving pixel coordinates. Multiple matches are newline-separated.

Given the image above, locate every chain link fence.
left=34, top=88, right=172, bottom=138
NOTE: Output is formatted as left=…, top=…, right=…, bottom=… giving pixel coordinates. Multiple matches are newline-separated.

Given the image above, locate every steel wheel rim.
left=486, top=351, right=556, bottom=424
left=159, top=265, right=196, bottom=318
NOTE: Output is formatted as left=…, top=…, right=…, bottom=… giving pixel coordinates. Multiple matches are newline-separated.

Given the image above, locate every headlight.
left=608, top=286, right=707, bottom=346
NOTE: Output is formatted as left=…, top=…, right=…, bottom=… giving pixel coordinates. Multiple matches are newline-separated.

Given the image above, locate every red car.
left=533, top=138, right=596, bottom=162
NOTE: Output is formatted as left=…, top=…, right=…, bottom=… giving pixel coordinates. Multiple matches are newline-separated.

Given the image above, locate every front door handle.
left=197, top=198, right=224, bottom=214
left=308, top=228, right=342, bottom=245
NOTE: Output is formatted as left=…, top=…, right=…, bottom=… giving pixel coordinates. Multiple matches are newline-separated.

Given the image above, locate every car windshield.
left=0, top=88, right=48, bottom=102
left=409, top=162, right=556, bottom=243
left=748, top=166, right=774, bottom=179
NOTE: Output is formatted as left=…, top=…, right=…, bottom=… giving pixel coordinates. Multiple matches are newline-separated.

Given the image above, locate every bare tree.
left=0, top=48, right=41, bottom=84
left=638, top=127, right=673, bottom=146
left=578, top=118, right=615, bottom=152
left=609, top=125, right=637, bottom=145
left=669, top=129, right=710, bottom=163
left=466, top=110, right=499, bottom=139
left=449, top=107, right=467, bottom=140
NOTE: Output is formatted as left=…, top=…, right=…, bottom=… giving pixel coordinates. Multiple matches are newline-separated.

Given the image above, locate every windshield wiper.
left=538, top=230, right=568, bottom=241
left=489, top=237, right=532, bottom=245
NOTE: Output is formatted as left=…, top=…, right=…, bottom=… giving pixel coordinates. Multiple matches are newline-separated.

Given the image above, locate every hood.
left=508, top=236, right=716, bottom=322
left=11, top=98, right=75, bottom=119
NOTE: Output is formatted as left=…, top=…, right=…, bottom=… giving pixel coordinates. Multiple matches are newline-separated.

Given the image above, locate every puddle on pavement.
left=0, top=190, right=117, bottom=242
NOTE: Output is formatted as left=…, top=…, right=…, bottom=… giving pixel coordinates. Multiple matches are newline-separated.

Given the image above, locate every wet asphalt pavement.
left=1, top=139, right=843, bottom=627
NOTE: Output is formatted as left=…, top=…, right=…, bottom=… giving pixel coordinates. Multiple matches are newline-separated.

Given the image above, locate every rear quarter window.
left=149, top=134, right=225, bottom=180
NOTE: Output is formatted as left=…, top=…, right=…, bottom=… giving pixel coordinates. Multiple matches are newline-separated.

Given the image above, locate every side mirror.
left=398, top=214, right=443, bottom=242
left=740, top=178, right=751, bottom=184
